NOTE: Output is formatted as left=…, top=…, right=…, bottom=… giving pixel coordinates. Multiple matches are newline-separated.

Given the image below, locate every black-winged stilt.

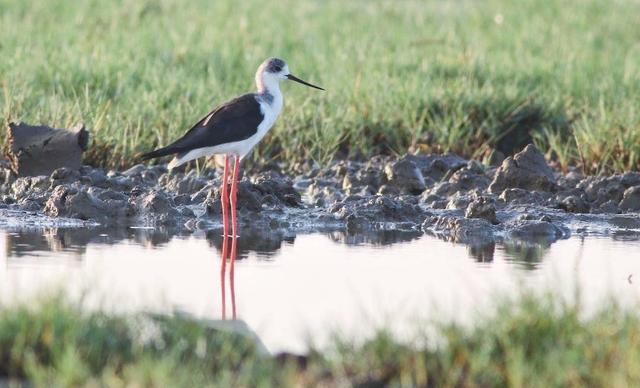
left=142, top=57, right=323, bottom=255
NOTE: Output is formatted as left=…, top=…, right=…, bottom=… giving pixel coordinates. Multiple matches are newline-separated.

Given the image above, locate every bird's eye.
left=273, top=66, right=282, bottom=72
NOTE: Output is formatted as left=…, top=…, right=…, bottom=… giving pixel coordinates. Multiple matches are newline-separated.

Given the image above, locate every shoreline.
left=0, top=144, right=639, bottom=247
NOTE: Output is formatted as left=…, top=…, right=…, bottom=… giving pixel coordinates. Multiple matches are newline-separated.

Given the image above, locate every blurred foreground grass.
left=1, top=0, right=639, bottom=172
left=1, top=291, right=640, bottom=386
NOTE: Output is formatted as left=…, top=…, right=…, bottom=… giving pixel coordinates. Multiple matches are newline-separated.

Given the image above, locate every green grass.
left=1, top=0, right=639, bottom=172
left=2, top=291, right=640, bottom=386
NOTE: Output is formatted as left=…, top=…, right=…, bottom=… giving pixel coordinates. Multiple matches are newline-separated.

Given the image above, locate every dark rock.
left=205, top=181, right=264, bottom=216
left=594, top=200, right=620, bottom=214
left=89, top=188, right=129, bottom=202
left=11, top=177, right=34, bottom=198
left=343, top=167, right=383, bottom=193
left=306, top=181, right=343, bottom=208
left=446, top=161, right=490, bottom=192
left=106, top=175, right=135, bottom=192
left=421, top=193, right=444, bottom=205
left=131, top=191, right=180, bottom=225
left=558, top=169, right=584, bottom=188
left=253, top=172, right=302, bottom=207
left=174, top=194, right=192, bottom=206
left=486, top=149, right=505, bottom=166
left=384, top=157, right=426, bottom=194
left=6, top=122, right=88, bottom=176
left=44, top=185, right=118, bottom=221
left=498, top=188, right=550, bottom=205
left=191, top=183, right=217, bottom=204
left=619, top=186, right=640, bottom=212
left=137, top=191, right=175, bottom=214
left=431, top=200, right=448, bottom=209
left=122, top=164, right=146, bottom=177
left=465, top=196, right=498, bottom=224
left=489, top=144, right=557, bottom=193
left=432, top=182, right=460, bottom=197
left=621, top=172, right=640, bottom=187
left=18, top=199, right=44, bottom=212
left=11, top=176, right=51, bottom=212
left=446, top=195, right=472, bottom=210
left=558, top=195, right=590, bottom=214
left=377, top=184, right=400, bottom=196
left=576, top=174, right=639, bottom=206
left=0, top=160, right=14, bottom=187
left=160, top=172, right=207, bottom=195
left=331, top=195, right=426, bottom=229
left=129, top=185, right=146, bottom=198
left=50, top=167, right=81, bottom=188
left=180, top=207, right=195, bottom=217
left=404, top=153, right=468, bottom=181
left=85, top=169, right=107, bottom=187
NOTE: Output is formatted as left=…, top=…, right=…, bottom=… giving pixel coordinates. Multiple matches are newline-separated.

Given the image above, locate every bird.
left=141, top=57, right=324, bottom=257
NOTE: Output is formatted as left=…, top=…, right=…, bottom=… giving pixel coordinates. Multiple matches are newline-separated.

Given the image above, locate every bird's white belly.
left=168, top=96, right=282, bottom=169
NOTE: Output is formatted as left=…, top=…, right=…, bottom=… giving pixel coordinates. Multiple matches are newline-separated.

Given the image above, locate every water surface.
left=2, top=226, right=640, bottom=353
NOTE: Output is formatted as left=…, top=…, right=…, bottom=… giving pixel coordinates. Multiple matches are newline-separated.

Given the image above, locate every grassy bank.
left=1, top=0, right=639, bottom=172
left=1, top=292, right=640, bottom=386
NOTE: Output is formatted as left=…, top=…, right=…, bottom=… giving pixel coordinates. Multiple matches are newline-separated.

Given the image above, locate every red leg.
left=229, top=155, right=240, bottom=319
left=221, top=155, right=230, bottom=237
left=230, top=155, right=240, bottom=242
left=220, top=155, right=230, bottom=319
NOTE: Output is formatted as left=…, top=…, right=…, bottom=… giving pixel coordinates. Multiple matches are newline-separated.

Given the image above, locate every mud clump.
left=131, top=191, right=180, bottom=225
left=205, top=182, right=262, bottom=216
left=576, top=172, right=640, bottom=210
left=0, top=142, right=638, bottom=239
left=557, top=195, right=590, bottom=214
left=342, top=166, right=383, bottom=195
left=384, top=157, right=426, bottom=195
left=331, top=195, right=425, bottom=231
left=465, top=196, right=498, bottom=224
left=252, top=172, right=302, bottom=207
left=489, top=144, right=557, bottom=194
left=404, top=153, right=467, bottom=181
left=619, top=186, right=640, bottom=212
left=45, top=185, right=129, bottom=223
left=428, top=162, right=490, bottom=199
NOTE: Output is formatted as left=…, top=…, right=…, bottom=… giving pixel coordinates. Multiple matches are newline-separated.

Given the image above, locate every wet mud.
left=1, top=144, right=639, bottom=249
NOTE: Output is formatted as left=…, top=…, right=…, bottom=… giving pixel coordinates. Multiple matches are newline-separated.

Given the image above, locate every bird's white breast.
left=256, top=93, right=283, bottom=138
left=236, top=92, right=282, bottom=157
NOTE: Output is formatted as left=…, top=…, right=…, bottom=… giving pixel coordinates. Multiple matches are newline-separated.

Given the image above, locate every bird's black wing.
left=141, top=93, right=263, bottom=160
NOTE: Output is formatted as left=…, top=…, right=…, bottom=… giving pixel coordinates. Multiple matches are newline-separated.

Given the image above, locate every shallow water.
left=2, top=225, right=640, bottom=353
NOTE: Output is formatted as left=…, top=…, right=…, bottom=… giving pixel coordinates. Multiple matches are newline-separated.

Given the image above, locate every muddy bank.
left=1, top=145, right=639, bottom=245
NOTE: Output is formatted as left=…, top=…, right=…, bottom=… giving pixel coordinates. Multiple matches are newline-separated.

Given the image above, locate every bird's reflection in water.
left=219, top=231, right=237, bottom=320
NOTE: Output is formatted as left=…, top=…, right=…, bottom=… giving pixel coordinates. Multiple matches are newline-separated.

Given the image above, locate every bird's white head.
left=255, top=57, right=324, bottom=94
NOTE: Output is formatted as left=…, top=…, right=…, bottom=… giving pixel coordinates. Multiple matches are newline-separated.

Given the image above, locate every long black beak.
left=286, top=74, right=324, bottom=90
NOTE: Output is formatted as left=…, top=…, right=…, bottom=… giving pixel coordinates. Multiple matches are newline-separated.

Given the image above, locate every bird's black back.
left=141, top=93, right=264, bottom=160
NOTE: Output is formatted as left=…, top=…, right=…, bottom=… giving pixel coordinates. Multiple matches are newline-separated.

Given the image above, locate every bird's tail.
left=139, top=145, right=176, bottom=161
